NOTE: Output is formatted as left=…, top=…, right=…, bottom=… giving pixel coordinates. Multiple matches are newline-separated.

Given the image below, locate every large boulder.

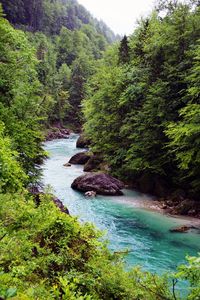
left=71, top=173, right=124, bottom=196
left=84, top=155, right=102, bottom=172
left=68, top=152, right=91, bottom=165
left=76, top=135, right=90, bottom=148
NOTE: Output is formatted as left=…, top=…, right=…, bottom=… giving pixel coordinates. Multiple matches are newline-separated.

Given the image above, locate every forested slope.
left=1, top=0, right=120, bottom=42
left=83, top=0, right=200, bottom=212
left=1, top=0, right=119, bottom=128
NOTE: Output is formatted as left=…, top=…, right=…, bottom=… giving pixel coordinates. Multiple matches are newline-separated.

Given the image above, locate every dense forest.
left=83, top=0, right=200, bottom=210
left=1, top=0, right=119, bottom=129
left=0, top=0, right=200, bottom=299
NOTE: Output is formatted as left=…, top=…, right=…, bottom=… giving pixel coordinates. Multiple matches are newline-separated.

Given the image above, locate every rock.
left=63, top=163, right=71, bottom=167
left=76, top=135, right=90, bottom=148
left=69, top=152, right=91, bottom=165
left=84, top=155, right=102, bottom=172
left=46, top=127, right=71, bottom=141
left=71, top=173, right=124, bottom=196
left=53, top=197, right=70, bottom=215
left=160, top=203, right=168, bottom=209
left=170, top=226, right=192, bottom=233
left=85, top=191, right=97, bottom=197
left=29, top=187, right=69, bottom=214
left=172, top=199, right=197, bottom=215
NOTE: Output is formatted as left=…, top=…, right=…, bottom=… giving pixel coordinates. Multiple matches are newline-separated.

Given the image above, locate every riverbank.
left=113, top=191, right=200, bottom=230
left=42, top=136, right=200, bottom=275
left=52, top=132, right=200, bottom=223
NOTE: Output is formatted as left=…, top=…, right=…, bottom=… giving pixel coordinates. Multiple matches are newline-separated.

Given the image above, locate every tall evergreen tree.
left=118, top=35, right=130, bottom=64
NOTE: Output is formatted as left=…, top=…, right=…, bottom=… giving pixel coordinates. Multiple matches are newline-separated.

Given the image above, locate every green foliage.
left=0, top=13, right=46, bottom=184
left=0, top=0, right=118, bottom=43
left=0, top=0, right=115, bottom=127
left=0, top=192, right=184, bottom=299
left=118, top=35, right=130, bottom=64
left=0, top=123, right=26, bottom=193
left=83, top=1, right=200, bottom=197
left=0, top=2, right=199, bottom=300
left=0, top=191, right=199, bottom=299
left=176, top=255, right=200, bottom=300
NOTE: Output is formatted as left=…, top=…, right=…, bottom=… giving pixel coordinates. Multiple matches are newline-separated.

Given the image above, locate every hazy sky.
left=78, top=0, right=155, bottom=35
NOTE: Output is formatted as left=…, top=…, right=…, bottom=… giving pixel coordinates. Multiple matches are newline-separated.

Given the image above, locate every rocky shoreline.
left=45, top=125, right=72, bottom=141
left=46, top=132, right=200, bottom=224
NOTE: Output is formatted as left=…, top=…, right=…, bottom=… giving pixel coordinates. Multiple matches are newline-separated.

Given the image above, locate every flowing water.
left=42, top=135, right=200, bottom=278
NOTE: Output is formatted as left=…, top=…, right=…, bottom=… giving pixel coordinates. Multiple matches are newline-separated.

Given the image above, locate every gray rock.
left=69, top=152, right=91, bottom=165
left=71, top=173, right=124, bottom=196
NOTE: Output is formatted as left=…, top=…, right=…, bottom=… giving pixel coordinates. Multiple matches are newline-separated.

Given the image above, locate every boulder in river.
left=71, top=173, right=124, bottom=196
left=69, top=152, right=91, bottom=165
left=76, top=135, right=90, bottom=148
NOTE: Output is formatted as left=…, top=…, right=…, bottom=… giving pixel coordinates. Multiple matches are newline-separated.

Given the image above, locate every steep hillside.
left=83, top=0, right=200, bottom=211
left=1, top=0, right=119, bottom=128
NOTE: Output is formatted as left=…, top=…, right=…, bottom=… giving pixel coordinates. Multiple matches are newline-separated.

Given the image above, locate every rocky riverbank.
left=56, top=133, right=200, bottom=220
left=45, top=125, right=72, bottom=141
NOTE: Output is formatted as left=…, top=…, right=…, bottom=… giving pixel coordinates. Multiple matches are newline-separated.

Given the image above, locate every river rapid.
left=42, top=135, right=200, bottom=277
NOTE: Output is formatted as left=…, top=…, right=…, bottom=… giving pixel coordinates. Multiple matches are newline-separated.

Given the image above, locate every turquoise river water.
left=42, top=135, right=200, bottom=280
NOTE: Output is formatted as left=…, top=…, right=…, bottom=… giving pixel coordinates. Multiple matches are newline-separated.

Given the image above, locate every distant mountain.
left=1, top=0, right=120, bottom=42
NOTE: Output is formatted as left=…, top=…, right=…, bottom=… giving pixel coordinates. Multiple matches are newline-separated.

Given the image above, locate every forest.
left=84, top=0, right=200, bottom=208
left=0, top=0, right=199, bottom=299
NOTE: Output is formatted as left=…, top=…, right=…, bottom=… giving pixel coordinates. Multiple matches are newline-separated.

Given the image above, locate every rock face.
left=69, top=152, right=91, bottom=165
left=84, top=155, right=102, bottom=172
left=76, top=135, right=90, bottom=148
left=71, top=173, right=124, bottom=196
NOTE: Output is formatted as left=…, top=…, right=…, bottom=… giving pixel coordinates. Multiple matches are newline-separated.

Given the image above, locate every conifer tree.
left=118, top=35, right=130, bottom=64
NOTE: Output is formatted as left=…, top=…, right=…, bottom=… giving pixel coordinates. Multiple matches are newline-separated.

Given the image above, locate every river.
left=42, top=134, right=200, bottom=277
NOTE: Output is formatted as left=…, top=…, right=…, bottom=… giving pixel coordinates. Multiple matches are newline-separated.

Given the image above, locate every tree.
left=118, top=35, right=130, bottom=64
left=0, top=11, right=45, bottom=183
left=83, top=1, right=200, bottom=198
